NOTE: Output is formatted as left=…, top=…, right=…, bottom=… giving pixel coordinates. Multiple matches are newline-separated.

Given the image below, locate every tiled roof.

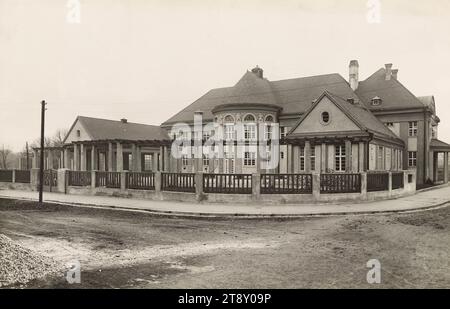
left=67, top=116, right=170, bottom=142
left=355, top=68, right=425, bottom=111
left=161, top=71, right=358, bottom=125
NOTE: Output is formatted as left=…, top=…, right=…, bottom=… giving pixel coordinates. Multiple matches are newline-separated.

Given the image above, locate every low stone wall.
left=0, top=169, right=418, bottom=205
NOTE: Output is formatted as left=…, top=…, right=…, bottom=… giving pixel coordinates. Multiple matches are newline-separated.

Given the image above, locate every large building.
left=43, top=60, right=450, bottom=185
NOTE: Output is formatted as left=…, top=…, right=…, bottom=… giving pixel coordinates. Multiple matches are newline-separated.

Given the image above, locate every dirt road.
left=0, top=198, right=449, bottom=288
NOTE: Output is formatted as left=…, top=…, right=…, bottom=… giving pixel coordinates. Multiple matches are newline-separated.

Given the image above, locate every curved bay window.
left=264, top=115, right=274, bottom=140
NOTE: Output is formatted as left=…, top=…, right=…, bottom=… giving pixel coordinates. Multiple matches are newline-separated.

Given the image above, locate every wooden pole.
left=38, top=100, right=46, bottom=205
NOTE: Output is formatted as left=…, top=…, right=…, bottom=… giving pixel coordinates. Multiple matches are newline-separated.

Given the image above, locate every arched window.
left=244, top=114, right=256, bottom=122
left=265, top=115, right=274, bottom=122
left=224, top=115, right=235, bottom=123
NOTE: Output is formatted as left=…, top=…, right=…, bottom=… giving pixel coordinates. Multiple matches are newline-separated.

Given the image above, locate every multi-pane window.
left=225, top=125, right=235, bottom=140
left=181, top=155, right=188, bottom=166
left=264, top=124, right=272, bottom=140
left=408, top=151, right=417, bottom=167
left=335, top=145, right=346, bottom=172
left=377, top=146, right=384, bottom=170
left=310, top=146, right=316, bottom=171
left=280, top=127, right=291, bottom=138
left=244, top=124, right=256, bottom=140
left=144, top=154, right=152, bottom=171
left=244, top=151, right=256, bottom=166
left=202, top=155, right=209, bottom=167
left=408, top=121, right=418, bottom=137
left=203, top=130, right=210, bottom=140
left=299, top=147, right=305, bottom=171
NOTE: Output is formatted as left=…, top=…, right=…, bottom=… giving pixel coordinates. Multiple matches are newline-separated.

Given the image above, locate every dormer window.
left=371, top=96, right=382, bottom=106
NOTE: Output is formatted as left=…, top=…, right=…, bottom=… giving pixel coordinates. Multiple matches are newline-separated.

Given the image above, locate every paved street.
left=0, top=195, right=449, bottom=288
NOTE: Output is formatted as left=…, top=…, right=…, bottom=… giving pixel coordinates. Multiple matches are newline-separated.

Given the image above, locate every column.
left=345, top=140, right=352, bottom=172
left=91, top=145, right=97, bottom=170
left=163, top=146, right=169, bottom=172
left=80, top=144, right=87, bottom=171
left=32, top=150, right=38, bottom=168
left=159, top=146, right=164, bottom=172
left=433, top=152, right=439, bottom=182
left=131, top=144, right=137, bottom=171
left=358, top=142, right=365, bottom=172
left=64, top=148, right=69, bottom=169
left=315, top=144, right=321, bottom=172
left=48, top=150, right=54, bottom=170
left=152, top=152, right=158, bottom=171
left=321, top=143, right=327, bottom=173
left=136, top=146, right=142, bottom=172
left=287, top=144, right=293, bottom=173
left=116, top=142, right=123, bottom=172
left=304, top=141, right=311, bottom=173
left=293, top=145, right=300, bottom=173
left=73, top=144, right=79, bottom=171
left=108, top=142, right=113, bottom=171
left=444, top=152, right=449, bottom=183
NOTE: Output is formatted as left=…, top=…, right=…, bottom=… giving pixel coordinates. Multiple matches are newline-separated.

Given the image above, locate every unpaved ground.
left=0, top=198, right=449, bottom=288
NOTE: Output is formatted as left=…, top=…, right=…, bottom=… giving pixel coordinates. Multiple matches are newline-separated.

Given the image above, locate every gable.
left=65, top=118, right=92, bottom=144
left=291, top=95, right=360, bottom=134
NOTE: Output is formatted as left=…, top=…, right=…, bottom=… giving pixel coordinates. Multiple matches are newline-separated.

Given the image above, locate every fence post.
left=195, top=172, right=204, bottom=201
left=360, top=172, right=367, bottom=200
left=12, top=169, right=16, bottom=183
left=388, top=172, right=393, bottom=195
left=30, top=168, right=39, bottom=191
left=155, top=171, right=162, bottom=193
left=57, top=169, right=68, bottom=193
left=252, top=173, right=261, bottom=201
left=91, top=170, right=96, bottom=189
left=312, top=173, right=320, bottom=200
left=120, top=171, right=127, bottom=191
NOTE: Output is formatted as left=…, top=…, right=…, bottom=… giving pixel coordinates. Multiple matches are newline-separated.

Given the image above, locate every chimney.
left=120, top=118, right=128, bottom=123
left=251, top=65, right=264, bottom=78
left=391, top=69, right=398, bottom=80
left=349, top=60, right=359, bottom=91
left=385, top=63, right=393, bottom=80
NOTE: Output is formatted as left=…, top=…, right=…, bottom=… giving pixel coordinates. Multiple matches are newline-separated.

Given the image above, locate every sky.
left=1, top=0, right=450, bottom=152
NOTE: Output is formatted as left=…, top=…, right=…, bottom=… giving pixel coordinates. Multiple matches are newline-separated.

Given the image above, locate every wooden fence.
left=391, top=172, right=404, bottom=190
left=367, top=172, right=389, bottom=192
left=0, top=170, right=13, bottom=182
left=68, top=171, right=91, bottom=186
left=96, top=171, right=121, bottom=188
left=203, top=174, right=252, bottom=194
left=126, top=172, right=155, bottom=190
left=162, top=173, right=195, bottom=193
left=320, top=173, right=361, bottom=193
left=14, top=170, right=31, bottom=183
left=261, top=174, right=312, bottom=194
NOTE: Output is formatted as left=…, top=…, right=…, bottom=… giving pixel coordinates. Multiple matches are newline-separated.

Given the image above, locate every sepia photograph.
left=0, top=0, right=449, bottom=299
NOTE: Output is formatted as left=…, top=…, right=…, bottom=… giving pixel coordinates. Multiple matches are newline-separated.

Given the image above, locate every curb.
left=1, top=194, right=450, bottom=220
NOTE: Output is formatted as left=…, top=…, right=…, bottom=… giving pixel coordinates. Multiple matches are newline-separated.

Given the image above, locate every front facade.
left=35, top=60, right=450, bottom=186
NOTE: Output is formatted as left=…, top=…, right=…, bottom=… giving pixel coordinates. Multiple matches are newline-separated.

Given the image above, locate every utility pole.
left=38, top=100, right=47, bottom=205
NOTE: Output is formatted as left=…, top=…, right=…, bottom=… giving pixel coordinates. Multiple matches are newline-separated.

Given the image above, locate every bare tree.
left=0, top=144, right=12, bottom=169
left=52, top=128, right=68, bottom=147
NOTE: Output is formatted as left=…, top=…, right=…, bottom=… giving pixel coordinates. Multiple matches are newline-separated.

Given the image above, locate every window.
left=225, top=125, right=235, bottom=140
left=310, top=146, right=316, bottom=171
left=202, top=155, right=209, bottom=167
left=76, top=130, right=81, bottom=137
left=408, top=121, right=418, bottom=137
left=385, top=122, right=394, bottom=127
left=371, top=96, right=382, bottom=106
left=181, top=155, right=188, bottom=166
left=265, top=115, right=274, bottom=122
left=280, top=152, right=284, bottom=159
left=244, top=114, right=255, bottom=122
left=408, top=151, right=417, bottom=167
left=264, top=124, right=272, bottom=140
left=144, top=154, right=152, bottom=171
left=377, top=146, right=384, bottom=170
left=299, top=147, right=305, bottom=171
left=244, top=152, right=256, bottom=166
left=224, top=115, right=234, bottom=123
left=280, top=127, right=287, bottom=138
left=244, top=124, right=256, bottom=140
left=335, top=145, right=346, bottom=172
left=432, top=126, right=437, bottom=138
left=321, top=112, right=330, bottom=124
